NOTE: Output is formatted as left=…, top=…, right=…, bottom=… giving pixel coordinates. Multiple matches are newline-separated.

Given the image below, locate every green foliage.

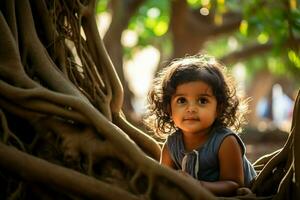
left=288, top=50, right=300, bottom=68
left=231, top=0, right=300, bottom=78
left=242, top=1, right=299, bottom=47
left=187, top=0, right=201, bottom=8
left=205, top=37, right=233, bottom=59
left=122, top=0, right=171, bottom=59
left=96, top=0, right=109, bottom=13
left=97, top=0, right=300, bottom=82
left=129, top=0, right=170, bottom=42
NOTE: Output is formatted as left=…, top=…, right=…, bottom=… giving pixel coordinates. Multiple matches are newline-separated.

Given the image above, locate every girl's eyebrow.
left=199, top=93, right=214, bottom=96
left=172, top=93, right=214, bottom=97
left=172, top=94, right=184, bottom=98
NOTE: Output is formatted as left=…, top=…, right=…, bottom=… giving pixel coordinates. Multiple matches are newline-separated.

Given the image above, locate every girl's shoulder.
left=167, top=130, right=181, bottom=138
left=213, top=126, right=235, bottom=135
left=212, top=126, right=246, bottom=155
left=208, top=126, right=234, bottom=143
left=166, top=130, right=184, bottom=148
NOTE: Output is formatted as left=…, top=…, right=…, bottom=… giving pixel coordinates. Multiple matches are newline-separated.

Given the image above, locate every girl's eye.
left=198, top=97, right=208, bottom=105
left=176, top=97, right=186, bottom=104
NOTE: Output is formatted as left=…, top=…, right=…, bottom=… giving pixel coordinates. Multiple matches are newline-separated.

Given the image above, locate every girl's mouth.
left=183, top=117, right=199, bottom=121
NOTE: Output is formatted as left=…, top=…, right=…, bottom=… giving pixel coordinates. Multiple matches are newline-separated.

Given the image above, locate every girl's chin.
left=180, top=127, right=202, bottom=134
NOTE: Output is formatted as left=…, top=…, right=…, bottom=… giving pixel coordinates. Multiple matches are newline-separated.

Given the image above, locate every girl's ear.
left=216, top=103, right=223, bottom=118
left=167, top=105, right=172, bottom=116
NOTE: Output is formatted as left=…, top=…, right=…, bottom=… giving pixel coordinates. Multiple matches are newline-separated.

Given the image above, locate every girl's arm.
left=201, top=135, right=244, bottom=196
left=160, top=142, right=175, bottom=168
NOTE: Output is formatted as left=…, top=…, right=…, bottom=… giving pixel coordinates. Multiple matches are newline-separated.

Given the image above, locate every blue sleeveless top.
left=166, top=126, right=256, bottom=186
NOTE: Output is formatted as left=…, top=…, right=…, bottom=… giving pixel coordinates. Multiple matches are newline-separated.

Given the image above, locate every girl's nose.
left=186, top=103, right=197, bottom=112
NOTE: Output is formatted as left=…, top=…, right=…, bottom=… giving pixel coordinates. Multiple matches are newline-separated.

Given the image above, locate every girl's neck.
left=181, top=128, right=212, bottom=152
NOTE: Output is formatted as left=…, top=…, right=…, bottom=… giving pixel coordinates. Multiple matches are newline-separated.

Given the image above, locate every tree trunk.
left=169, top=0, right=241, bottom=59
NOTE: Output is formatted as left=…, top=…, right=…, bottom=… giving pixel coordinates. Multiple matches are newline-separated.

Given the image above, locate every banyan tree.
left=0, top=0, right=299, bottom=199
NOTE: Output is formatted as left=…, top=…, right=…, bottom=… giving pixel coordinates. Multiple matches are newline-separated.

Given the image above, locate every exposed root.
left=0, top=109, right=25, bottom=151
left=250, top=90, right=300, bottom=199
left=0, top=141, right=140, bottom=200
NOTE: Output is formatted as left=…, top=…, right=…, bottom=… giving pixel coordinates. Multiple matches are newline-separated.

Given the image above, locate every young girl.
left=145, top=54, right=256, bottom=196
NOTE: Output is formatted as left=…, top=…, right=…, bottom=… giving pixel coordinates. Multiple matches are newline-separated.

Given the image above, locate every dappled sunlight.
left=232, top=63, right=246, bottom=94
left=121, top=30, right=138, bottom=47
left=97, top=12, right=111, bottom=38
left=124, top=46, right=160, bottom=114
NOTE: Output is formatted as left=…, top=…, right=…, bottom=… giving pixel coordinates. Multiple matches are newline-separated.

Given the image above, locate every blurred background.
left=95, top=0, right=300, bottom=162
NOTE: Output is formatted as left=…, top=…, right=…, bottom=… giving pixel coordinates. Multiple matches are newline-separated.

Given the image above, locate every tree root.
left=0, top=141, right=140, bottom=200
left=251, top=90, right=300, bottom=199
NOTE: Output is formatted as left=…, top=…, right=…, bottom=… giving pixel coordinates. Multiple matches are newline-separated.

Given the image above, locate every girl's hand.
left=177, top=170, right=190, bottom=177
left=177, top=170, right=198, bottom=181
left=177, top=170, right=204, bottom=187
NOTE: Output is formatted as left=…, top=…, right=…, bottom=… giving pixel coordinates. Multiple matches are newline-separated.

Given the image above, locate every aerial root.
left=130, top=168, right=142, bottom=193
left=129, top=167, right=154, bottom=198
left=0, top=81, right=90, bottom=125
left=0, top=141, right=140, bottom=200
left=251, top=134, right=292, bottom=193
left=145, top=174, right=154, bottom=198
left=8, top=182, right=24, bottom=200
left=273, top=163, right=293, bottom=200
left=253, top=149, right=281, bottom=171
left=0, top=109, right=25, bottom=151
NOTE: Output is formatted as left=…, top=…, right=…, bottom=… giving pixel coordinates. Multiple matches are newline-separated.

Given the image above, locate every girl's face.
left=170, top=81, right=218, bottom=136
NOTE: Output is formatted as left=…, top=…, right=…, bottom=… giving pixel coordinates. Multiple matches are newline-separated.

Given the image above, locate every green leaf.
left=288, top=50, right=300, bottom=69
left=257, top=32, right=269, bottom=44
left=239, top=20, right=248, bottom=36
left=154, top=21, right=168, bottom=36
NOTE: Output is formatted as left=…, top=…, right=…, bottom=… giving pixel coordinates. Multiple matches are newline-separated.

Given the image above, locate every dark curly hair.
left=144, top=54, right=248, bottom=138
